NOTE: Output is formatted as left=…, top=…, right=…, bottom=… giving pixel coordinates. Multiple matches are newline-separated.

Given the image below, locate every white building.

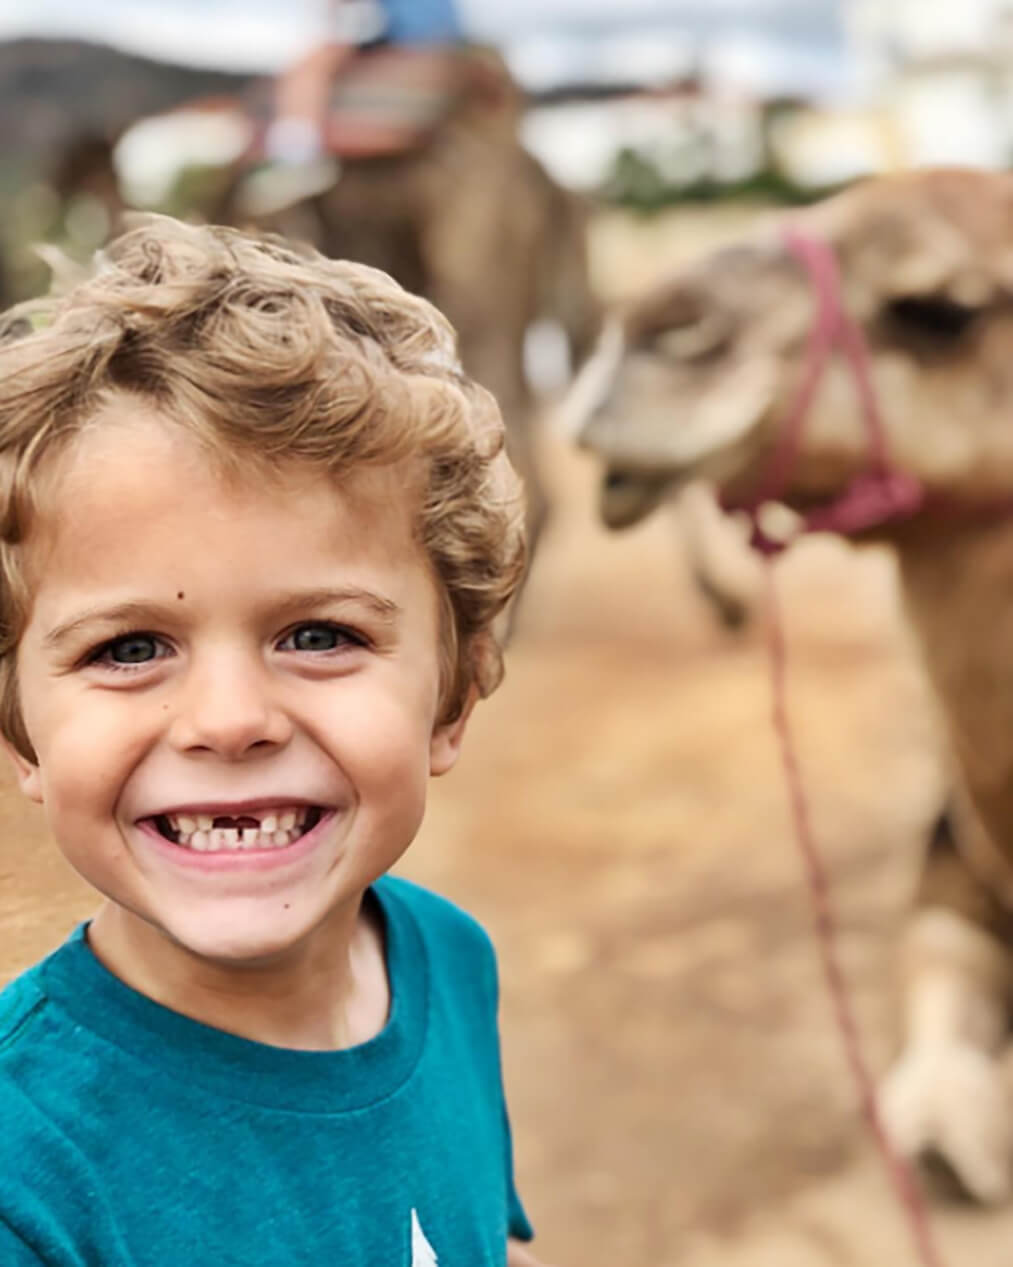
left=845, top=0, right=1013, bottom=169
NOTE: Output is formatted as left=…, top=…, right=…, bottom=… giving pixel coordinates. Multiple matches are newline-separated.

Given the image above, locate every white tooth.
left=178, top=816, right=197, bottom=835
left=221, top=828, right=241, bottom=850
left=279, top=811, right=296, bottom=831
left=166, top=813, right=181, bottom=832
left=197, top=814, right=214, bottom=832
left=261, top=815, right=278, bottom=833
left=273, top=830, right=290, bottom=847
left=241, top=828, right=260, bottom=850
left=190, top=831, right=210, bottom=852
left=210, top=829, right=228, bottom=850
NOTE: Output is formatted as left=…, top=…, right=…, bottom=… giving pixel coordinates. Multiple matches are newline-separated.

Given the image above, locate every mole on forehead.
left=40, top=586, right=402, bottom=651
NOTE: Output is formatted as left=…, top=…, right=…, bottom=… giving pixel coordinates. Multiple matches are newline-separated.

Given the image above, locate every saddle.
left=247, top=44, right=512, bottom=161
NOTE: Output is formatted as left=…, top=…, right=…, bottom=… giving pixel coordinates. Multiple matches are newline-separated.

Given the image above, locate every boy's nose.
left=168, top=657, right=294, bottom=759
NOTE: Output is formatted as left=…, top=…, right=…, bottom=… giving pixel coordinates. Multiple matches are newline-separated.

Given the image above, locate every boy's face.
left=7, top=397, right=469, bottom=965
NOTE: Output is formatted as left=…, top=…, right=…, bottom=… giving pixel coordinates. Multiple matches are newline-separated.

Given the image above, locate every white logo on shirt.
left=411, top=1209, right=438, bottom=1265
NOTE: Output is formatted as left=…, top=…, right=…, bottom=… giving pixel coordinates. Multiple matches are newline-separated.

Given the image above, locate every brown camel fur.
left=565, top=168, right=1013, bottom=1204
left=208, top=61, right=600, bottom=567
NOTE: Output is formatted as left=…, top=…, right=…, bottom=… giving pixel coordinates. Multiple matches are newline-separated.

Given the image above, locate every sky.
left=0, top=0, right=849, bottom=96
left=0, top=0, right=843, bottom=49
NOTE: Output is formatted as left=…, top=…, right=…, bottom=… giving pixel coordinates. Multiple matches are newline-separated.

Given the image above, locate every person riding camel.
left=244, top=0, right=469, bottom=213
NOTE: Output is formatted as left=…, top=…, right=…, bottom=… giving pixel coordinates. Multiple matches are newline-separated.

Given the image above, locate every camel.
left=214, top=114, right=597, bottom=560
left=564, top=167, right=1013, bottom=1204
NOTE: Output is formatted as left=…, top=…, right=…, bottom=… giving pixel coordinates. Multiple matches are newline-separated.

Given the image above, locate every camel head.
left=569, top=169, right=1013, bottom=532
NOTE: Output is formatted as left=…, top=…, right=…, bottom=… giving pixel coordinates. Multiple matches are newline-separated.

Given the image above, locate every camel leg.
left=412, top=133, right=552, bottom=579
left=879, top=812, right=1013, bottom=1203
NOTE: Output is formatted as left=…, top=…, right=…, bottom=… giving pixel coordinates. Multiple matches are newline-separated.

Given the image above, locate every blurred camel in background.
left=215, top=79, right=598, bottom=561
left=28, top=40, right=599, bottom=573
left=566, top=167, right=1013, bottom=1205
left=0, top=38, right=256, bottom=306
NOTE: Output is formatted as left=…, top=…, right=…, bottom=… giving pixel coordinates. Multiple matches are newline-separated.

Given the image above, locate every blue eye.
left=280, top=623, right=364, bottom=653
left=104, top=635, right=160, bottom=664
left=87, top=633, right=170, bottom=671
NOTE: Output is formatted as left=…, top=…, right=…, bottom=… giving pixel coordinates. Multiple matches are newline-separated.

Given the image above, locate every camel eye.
left=886, top=295, right=980, bottom=341
left=648, top=310, right=731, bottom=362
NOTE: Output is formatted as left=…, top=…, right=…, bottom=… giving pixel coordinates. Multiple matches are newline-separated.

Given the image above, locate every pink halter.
left=729, top=228, right=925, bottom=555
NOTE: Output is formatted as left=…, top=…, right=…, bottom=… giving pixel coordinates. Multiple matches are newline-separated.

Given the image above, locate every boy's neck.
left=86, top=896, right=391, bottom=1052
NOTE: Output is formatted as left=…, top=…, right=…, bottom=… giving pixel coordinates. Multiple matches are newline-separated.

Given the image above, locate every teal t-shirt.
left=0, top=876, right=532, bottom=1265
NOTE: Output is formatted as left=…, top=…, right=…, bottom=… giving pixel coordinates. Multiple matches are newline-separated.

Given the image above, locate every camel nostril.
left=604, top=470, right=631, bottom=492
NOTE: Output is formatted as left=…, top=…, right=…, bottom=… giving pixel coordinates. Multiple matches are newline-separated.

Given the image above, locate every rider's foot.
left=237, top=155, right=340, bottom=217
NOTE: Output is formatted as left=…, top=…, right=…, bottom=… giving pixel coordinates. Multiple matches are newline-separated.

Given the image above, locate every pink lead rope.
left=744, top=230, right=948, bottom=1267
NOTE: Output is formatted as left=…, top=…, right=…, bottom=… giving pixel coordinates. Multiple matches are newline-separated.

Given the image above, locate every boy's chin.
left=93, top=893, right=351, bottom=975
left=160, top=902, right=338, bottom=967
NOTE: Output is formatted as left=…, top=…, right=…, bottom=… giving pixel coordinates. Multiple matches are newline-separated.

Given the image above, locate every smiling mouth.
left=149, top=806, right=324, bottom=853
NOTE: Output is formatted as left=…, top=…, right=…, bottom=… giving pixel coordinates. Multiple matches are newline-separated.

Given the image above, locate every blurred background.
left=1, top=2, right=1013, bottom=1264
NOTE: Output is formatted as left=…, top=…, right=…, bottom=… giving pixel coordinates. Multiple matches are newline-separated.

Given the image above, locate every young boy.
left=0, top=216, right=548, bottom=1266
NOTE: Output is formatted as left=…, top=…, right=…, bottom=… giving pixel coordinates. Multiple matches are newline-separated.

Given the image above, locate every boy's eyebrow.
left=265, top=587, right=402, bottom=626
left=43, top=601, right=175, bottom=650
left=41, top=588, right=402, bottom=649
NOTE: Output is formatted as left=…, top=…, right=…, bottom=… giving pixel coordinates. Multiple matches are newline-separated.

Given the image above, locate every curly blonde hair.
left=0, top=215, right=526, bottom=760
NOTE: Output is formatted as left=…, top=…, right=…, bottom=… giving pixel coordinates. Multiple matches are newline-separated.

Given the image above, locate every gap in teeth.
left=161, top=807, right=313, bottom=852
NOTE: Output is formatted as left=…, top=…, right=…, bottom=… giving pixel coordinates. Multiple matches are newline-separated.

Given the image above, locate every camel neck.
left=894, top=515, right=1013, bottom=868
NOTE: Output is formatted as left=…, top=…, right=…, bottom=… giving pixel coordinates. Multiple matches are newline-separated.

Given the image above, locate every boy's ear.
left=430, top=686, right=479, bottom=777
left=0, top=739, right=42, bottom=803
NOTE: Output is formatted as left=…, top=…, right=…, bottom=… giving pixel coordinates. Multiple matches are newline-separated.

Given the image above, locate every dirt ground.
left=3, top=207, right=1013, bottom=1265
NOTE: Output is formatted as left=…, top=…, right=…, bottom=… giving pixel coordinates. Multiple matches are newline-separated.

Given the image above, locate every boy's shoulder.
left=0, top=937, right=82, bottom=1089
left=0, top=952, right=82, bottom=1170
left=0, top=957, right=50, bottom=1053
left=377, top=874, right=499, bottom=994
left=378, top=873, right=492, bottom=944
